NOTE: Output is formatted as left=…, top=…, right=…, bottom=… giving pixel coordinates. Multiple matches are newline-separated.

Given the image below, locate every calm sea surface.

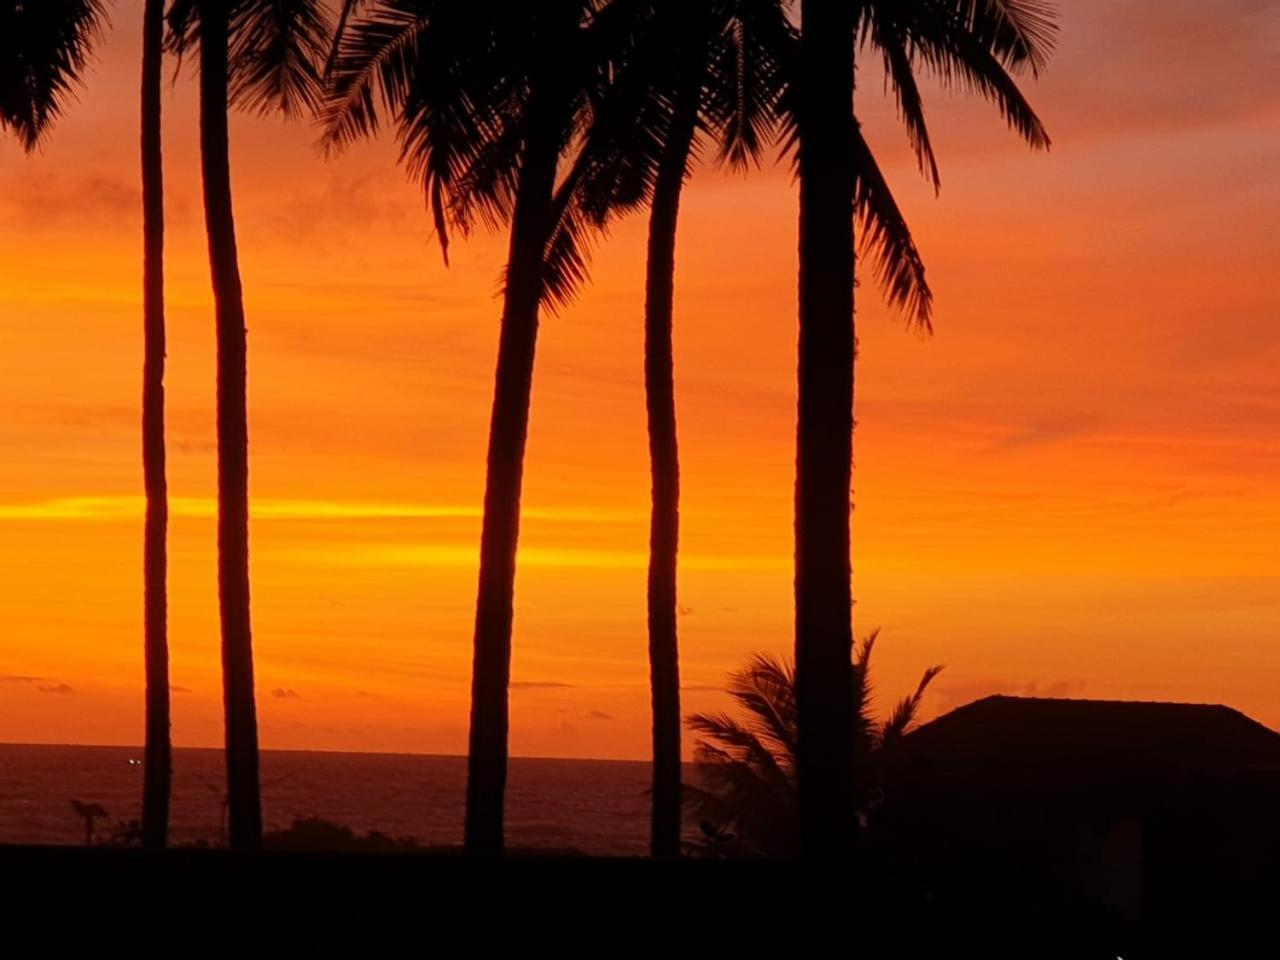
left=0, top=744, right=653, bottom=854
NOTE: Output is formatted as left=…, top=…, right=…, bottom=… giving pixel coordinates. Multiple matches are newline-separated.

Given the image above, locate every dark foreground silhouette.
left=0, top=844, right=1153, bottom=957
left=9, top=694, right=1280, bottom=954
left=5, top=825, right=1276, bottom=956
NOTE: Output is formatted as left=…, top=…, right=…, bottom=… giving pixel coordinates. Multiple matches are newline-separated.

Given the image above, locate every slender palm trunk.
left=139, top=0, right=170, bottom=852
left=794, top=0, right=858, bottom=860
left=644, top=98, right=697, bottom=860
left=464, top=90, right=564, bottom=857
left=198, top=1, right=262, bottom=852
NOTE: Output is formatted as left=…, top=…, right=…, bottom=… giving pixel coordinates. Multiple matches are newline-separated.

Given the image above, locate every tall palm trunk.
left=794, top=0, right=858, bottom=860
left=464, top=88, right=564, bottom=857
left=198, top=0, right=262, bottom=852
left=643, top=95, right=697, bottom=860
left=139, top=0, right=170, bottom=852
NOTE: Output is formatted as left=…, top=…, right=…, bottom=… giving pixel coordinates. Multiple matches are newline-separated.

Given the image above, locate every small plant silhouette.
left=70, top=799, right=109, bottom=846
left=684, top=631, right=942, bottom=857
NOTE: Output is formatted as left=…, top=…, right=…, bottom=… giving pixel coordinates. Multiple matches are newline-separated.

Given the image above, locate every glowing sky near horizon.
left=1, top=0, right=1277, bottom=758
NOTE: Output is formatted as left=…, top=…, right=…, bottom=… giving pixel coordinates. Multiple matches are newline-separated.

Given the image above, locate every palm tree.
left=140, top=0, right=171, bottom=852
left=325, top=0, right=623, bottom=855
left=0, top=0, right=106, bottom=149
left=552, top=0, right=940, bottom=859
left=684, top=631, right=942, bottom=858
left=787, top=0, right=1055, bottom=860
left=551, top=0, right=822, bottom=860
left=567, top=0, right=797, bottom=862
left=0, top=0, right=172, bottom=848
left=168, top=0, right=332, bottom=851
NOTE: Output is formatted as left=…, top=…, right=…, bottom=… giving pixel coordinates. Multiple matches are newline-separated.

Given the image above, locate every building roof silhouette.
left=896, top=695, right=1280, bottom=802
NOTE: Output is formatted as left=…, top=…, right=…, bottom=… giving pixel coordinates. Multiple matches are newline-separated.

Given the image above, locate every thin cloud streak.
left=0, top=495, right=641, bottom=524
left=295, top=543, right=790, bottom=572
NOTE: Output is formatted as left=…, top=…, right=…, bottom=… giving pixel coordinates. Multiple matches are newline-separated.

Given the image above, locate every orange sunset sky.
left=1, top=1, right=1277, bottom=759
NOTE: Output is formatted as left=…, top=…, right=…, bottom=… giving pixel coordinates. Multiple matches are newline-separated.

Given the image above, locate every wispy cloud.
left=316, top=543, right=787, bottom=572
left=0, top=172, right=141, bottom=230
left=3, top=675, right=75, bottom=694
left=511, top=681, right=574, bottom=690
left=0, top=496, right=640, bottom=524
left=584, top=710, right=613, bottom=721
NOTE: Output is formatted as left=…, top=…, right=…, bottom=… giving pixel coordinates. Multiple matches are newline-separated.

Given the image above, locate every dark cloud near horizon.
left=0, top=171, right=140, bottom=230
left=271, top=688, right=299, bottom=699
left=511, top=681, right=574, bottom=690
left=4, top=675, right=75, bottom=695
left=584, top=710, right=613, bottom=721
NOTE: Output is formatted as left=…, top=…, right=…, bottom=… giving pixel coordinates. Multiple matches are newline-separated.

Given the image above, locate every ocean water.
left=0, top=743, right=653, bottom=854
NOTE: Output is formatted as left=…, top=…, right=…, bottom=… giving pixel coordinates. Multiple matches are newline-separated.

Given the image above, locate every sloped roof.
left=895, top=696, right=1280, bottom=799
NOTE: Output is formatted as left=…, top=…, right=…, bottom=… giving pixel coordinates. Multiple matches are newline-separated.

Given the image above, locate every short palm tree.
left=685, top=631, right=942, bottom=858
left=0, top=0, right=106, bottom=149
left=70, top=799, right=111, bottom=847
left=325, top=0, right=631, bottom=855
left=785, top=0, right=1055, bottom=859
left=168, top=0, right=333, bottom=851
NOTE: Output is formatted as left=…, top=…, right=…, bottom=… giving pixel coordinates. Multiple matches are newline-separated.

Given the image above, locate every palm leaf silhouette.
left=686, top=635, right=942, bottom=857
left=0, top=0, right=107, bottom=150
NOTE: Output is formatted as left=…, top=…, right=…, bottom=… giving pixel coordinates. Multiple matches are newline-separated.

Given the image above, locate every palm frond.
left=853, top=628, right=880, bottom=738
left=228, top=0, right=334, bottom=119
left=319, top=2, right=431, bottom=152
left=323, top=0, right=604, bottom=279
left=321, top=2, right=514, bottom=259
left=702, top=0, right=792, bottom=170
left=687, top=710, right=795, bottom=795
left=879, top=664, right=945, bottom=747
left=852, top=125, right=934, bottom=329
left=538, top=0, right=695, bottom=307
left=0, top=0, right=108, bottom=150
left=879, top=0, right=1051, bottom=151
left=866, top=19, right=941, bottom=191
left=942, top=0, right=1058, bottom=75
left=541, top=145, right=618, bottom=310
left=323, top=0, right=371, bottom=77
left=725, top=653, right=799, bottom=762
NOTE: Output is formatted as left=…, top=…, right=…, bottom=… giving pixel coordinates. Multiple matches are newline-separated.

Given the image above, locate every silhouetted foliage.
left=110, top=818, right=145, bottom=847
left=684, top=632, right=942, bottom=857
left=264, top=817, right=423, bottom=853
left=0, top=0, right=107, bottom=149
left=70, top=799, right=110, bottom=846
